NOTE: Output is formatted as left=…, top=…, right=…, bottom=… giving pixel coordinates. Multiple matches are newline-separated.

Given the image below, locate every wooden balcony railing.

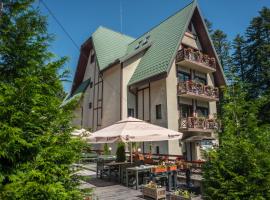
left=179, top=116, right=219, bottom=131
left=176, top=47, right=216, bottom=69
left=178, top=80, right=219, bottom=100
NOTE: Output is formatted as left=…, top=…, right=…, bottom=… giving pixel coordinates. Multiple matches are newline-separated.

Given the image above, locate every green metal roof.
left=127, top=1, right=196, bottom=85
left=92, top=26, right=135, bottom=71
left=61, top=78, right=91, bottom=107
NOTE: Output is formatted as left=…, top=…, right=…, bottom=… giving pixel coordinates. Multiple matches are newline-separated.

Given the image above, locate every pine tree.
left=211, top=30, right=231, bottom=73
left=245, top=7, right=270, bottom=123
left=245, top=7, right=270, bottom=98
left=232, top=34, right=246, bottom=82
left=203, top=81, right=270, bottom=200
left=0, top=1, right=83, bottom=199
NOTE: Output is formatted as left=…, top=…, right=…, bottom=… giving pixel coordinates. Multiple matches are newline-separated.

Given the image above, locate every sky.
left=37, top=0, right=270, bottom=92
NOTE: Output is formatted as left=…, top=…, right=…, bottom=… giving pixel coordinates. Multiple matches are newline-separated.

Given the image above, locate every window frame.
left=177, top=70, right=191, bottom=82
left=128, top=108, right=135, bottom=117
left=156, top=104, right=162, bottom=119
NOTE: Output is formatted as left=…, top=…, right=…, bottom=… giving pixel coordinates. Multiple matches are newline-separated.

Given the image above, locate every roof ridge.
left=95, top=25, right=135, bottom=40
left=128, top=0, right=196, bottom=46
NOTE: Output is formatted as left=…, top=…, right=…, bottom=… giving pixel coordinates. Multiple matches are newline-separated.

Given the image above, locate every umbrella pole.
left=130, top=143, right=133, bottom=163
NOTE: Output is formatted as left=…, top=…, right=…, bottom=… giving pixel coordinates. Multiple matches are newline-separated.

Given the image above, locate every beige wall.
left=101, top=63, right=121, bottom=128
left=166, top=61, right=182, bottom=155
left=122, top=52, right=144, bottom=119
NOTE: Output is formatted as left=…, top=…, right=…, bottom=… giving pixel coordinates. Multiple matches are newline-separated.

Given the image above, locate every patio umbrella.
left=85, top=117, right=183, bottom=162
left=71, top=128, right=92, bottom=137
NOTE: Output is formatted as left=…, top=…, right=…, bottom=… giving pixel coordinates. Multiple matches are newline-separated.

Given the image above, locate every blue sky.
left=38, top=0, right=270, bottom=92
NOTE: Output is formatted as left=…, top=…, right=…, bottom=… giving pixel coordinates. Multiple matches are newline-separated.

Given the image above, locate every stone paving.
left=75, top=163, right=202, bottom=200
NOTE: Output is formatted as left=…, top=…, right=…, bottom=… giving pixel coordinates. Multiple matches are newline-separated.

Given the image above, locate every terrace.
left=178, top=80, right=219, bottom=102
left=179, top=116, right=219, bottom=133
left=176, top=47, right=216, bottom=73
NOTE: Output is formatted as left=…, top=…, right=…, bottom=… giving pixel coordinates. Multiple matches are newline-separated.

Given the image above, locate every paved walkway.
left=89, top=177, right=144, bottom=200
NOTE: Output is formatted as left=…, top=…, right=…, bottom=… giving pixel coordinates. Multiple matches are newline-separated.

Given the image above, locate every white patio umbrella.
left=71, top=128, right=92, bottom=137
left=85, top=117, right=183, bottom=162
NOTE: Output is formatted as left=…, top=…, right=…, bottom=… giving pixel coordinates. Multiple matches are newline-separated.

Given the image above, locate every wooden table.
left=126, top=165, right=154, bottom=190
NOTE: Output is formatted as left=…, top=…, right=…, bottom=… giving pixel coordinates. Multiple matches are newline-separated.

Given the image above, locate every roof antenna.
left=120, top=0, right=123, bottom=33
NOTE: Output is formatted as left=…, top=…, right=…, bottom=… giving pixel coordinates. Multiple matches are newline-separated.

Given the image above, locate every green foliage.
left=203, top=81, right=270, bottom=199
left=0, top=0, right=84, bottom=199
left=204, top=7, right=270, bottom=199
left=103, top=143, right=110, bottom=155
left=116, top=142, right=126, bottom=162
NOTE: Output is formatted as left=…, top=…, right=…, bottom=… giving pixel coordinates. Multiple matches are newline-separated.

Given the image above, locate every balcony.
left=179, top=116, right=219, bottom=133
left=176, top=47, right=216, bottom=73
left=178, top=80, right=219, bottom=102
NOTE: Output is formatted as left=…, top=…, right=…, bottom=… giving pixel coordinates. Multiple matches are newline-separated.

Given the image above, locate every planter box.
left=167, top=165, right=177, bottom=171
left=142, top=186, right=166, bottom=200
left=170, top=194, right=189, bottom=200
left=152, top=167, right=167, bottom=173
left=170, top=194, right=197, bottom=200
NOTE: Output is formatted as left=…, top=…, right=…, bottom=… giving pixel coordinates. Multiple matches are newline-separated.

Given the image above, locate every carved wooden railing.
left=176, top=47, right=216, bottom=69
left=178, top=80, right=219, bottom=100
left=179, top=116, right=219, bottom=130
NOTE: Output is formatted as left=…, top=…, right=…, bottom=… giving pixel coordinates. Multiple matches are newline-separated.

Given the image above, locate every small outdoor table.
left=106, top=161, right=129, bottom=182
left=126, top=165, right=155, bottom=190
left=151, top=170, right=178, bottom=191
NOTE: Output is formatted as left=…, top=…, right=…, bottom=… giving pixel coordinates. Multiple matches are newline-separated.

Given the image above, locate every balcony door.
left=177, top=71, right=191, bottom=82
left=180, top=103, right=193, bottom=118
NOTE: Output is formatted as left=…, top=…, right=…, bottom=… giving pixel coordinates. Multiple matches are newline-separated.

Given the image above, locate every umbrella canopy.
left=86, top=117, right=183, bottom=143
left=71, top=129, right=92, bottom=137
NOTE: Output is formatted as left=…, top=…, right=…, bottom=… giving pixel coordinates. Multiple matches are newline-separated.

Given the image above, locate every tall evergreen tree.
left=0, top=1, right=83, bottom=199
left=203, top=80, right=270, bottom=200
left=232, top=34, right=246, bottom=82
left=211, top=30, right=231, bottom=73
left=245, top=7, right=270, bottom=98
left=245, top=7, right=270, bottom=123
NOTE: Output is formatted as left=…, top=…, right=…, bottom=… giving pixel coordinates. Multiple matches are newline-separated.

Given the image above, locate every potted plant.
left=116, top=142, right=126, bottom=162
left=167, top=163, right=177, bottom=171
left=152, top=165, right=167, bottom=173
left=170, top=189, right=196, bottom=200
left=143, top=181, right=166, bottom=200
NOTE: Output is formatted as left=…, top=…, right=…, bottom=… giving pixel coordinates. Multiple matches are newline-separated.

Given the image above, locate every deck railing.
left=178, top=80, right=219, bottom=100
left=179, top=116, right=219, bottom=130
left=176, top=47, right=216, bottom=69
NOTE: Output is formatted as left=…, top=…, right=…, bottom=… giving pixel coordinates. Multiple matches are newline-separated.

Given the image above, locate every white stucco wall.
left=122, top=52, right=144, bottom=119
left=101, top=64, right=121, bottom=128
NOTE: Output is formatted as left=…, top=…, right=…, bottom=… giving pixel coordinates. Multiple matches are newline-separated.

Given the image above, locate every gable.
left=92, top=26, right=135, bottom=71
left=128, top=1, right=196, bottom=86
left=128, top=1, right=226, bottom=86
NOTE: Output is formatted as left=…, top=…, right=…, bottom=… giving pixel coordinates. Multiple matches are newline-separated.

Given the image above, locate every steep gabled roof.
left=92, top=26, right=135, bottom=71
left=61, top=78, right=90, bottom=107
left=127, top=1, right=196, bottom=85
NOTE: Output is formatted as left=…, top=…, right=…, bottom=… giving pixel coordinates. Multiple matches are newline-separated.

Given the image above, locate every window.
left=180, top=104, right=193, bottom=118
left=89, top=102, right=92, bottom=109
left=194, top=75, right=207, bottom=85
left=90, top=81, right=93, bottom=88
left=196, top=106, right=209, bottom=117
left=156, top=104, right=162, bottom=119
left=177, top=71, right=191, bottom=82
left=90, top=53, right=95, bottom=64
left=156, top=146, right=160, bottom=154
left=128, top=108, right=134, bottom=117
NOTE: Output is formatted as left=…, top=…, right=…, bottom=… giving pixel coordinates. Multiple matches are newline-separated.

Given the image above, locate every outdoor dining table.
left=149, top=169, right=178, bottom=191
left=106, top=161, right=130, bottom=183
left=126, top=165, right=155, bottom=190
